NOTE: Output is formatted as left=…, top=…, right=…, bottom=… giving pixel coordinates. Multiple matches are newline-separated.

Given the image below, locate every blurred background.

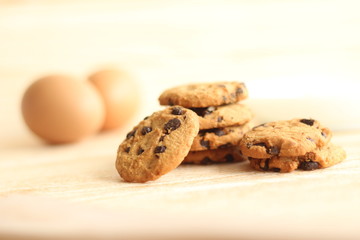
left=1, top=0, right=360, bottom=144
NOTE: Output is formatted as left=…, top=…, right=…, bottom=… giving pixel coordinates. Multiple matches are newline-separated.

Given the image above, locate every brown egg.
left=88, top=69, right=140, bottom=131
left=21, top=75, right=105, bottom=144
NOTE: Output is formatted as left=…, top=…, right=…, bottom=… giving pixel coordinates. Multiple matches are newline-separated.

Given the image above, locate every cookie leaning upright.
left=116, top=106, right=199, bottom=183
left=159, top=82, right=248, bottom=108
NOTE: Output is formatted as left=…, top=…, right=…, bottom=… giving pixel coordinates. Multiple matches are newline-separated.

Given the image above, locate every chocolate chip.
left=198, top=130, right=206, bottom=137
left=321, top=132, right=327, bottom=138
left=168, top=99, right=174, bottom=106
left=125, top=147, right=130, bottom=153
left=267, top=146, right=279, bottom=155
left=252, top=143, right=279, bottom=155
left=164, top=118, right=181, bottom=133
left=137, top=148, right=144, bottom=155
left=200, top=139, right=210, bottom=149
left=253, top=142, right=267, bottom=148
left=219, top=143, right=232, bottom=149
left=190, top=106, right=217, bottom=117
left=126, top=130, right=136, bottom=139
left=236, top=87, right=243, bottom=96
left=299, top=161, right=319, bottom=171
left=159, top=135, right=165, bottom=142
left=260, top=159, right=269, bottom=171
left=201, top=157, right=213, bottom=165
left=272, top=168, right=281, bottom=172
left=191, top=108, right=204, bottom=117
left=171, top=107, right=184, bottom=115
left=225, top=154, right=234, bottom=162
left=154, top=145, right=166, bottom=153
left=141, top=126, right=152, bottom=135
left=214, top=129, right=226, bottom=136
left=143, top=116, right=149, bottom=120
left=246, top=143, right=252, bottom=149
left=199, top=128, right=226, bottom=136
left=300, top=119, right=315, bottom=126
left=217, top=116, right=223, bottom=122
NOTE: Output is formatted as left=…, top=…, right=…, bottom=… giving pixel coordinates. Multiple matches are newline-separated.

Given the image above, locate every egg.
left=21, top=75, right=105, bottom=144
left=88, top=68, right=140, bottom=131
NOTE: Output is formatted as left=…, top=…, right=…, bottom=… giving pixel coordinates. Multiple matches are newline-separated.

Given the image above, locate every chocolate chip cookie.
left=116, top=106, right=199, bottom=183
left=239, top=118, right=332, bottom=159
left=246, top=143, right=346, bottom=173
left=190, top=122, right=252, bottom=151
left=183, top=147, right=245, bottom=164
left=191, top=103, right=253, bottom=130
left=159, top=82, right=248, bottom=108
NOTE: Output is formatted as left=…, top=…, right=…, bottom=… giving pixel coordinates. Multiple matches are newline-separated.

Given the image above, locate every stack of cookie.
left=158, top=82, right=253, bottom=165
left=115, top=82, right=346, bottom=183
left=239, top=118, right=346, bottom=172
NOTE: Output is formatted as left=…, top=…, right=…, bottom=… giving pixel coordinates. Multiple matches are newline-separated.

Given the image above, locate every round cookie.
left=190, top=122, right=252, bottom=151
left=183, top=147, right=245, bottom=164
left=191, top=103, right=253, bottom=130
left=247, top=143, right=346, bottom=173
left=239, top=118, right=332, bottom=159
left=159, top=82, right=248, bottom=108
left=116, top=106, right=199, bottom=183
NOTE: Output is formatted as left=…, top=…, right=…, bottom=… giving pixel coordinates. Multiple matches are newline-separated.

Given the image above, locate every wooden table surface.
left=1, top=1, right=360, bottom=240
left=1, top=130, right=360, bottom=240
